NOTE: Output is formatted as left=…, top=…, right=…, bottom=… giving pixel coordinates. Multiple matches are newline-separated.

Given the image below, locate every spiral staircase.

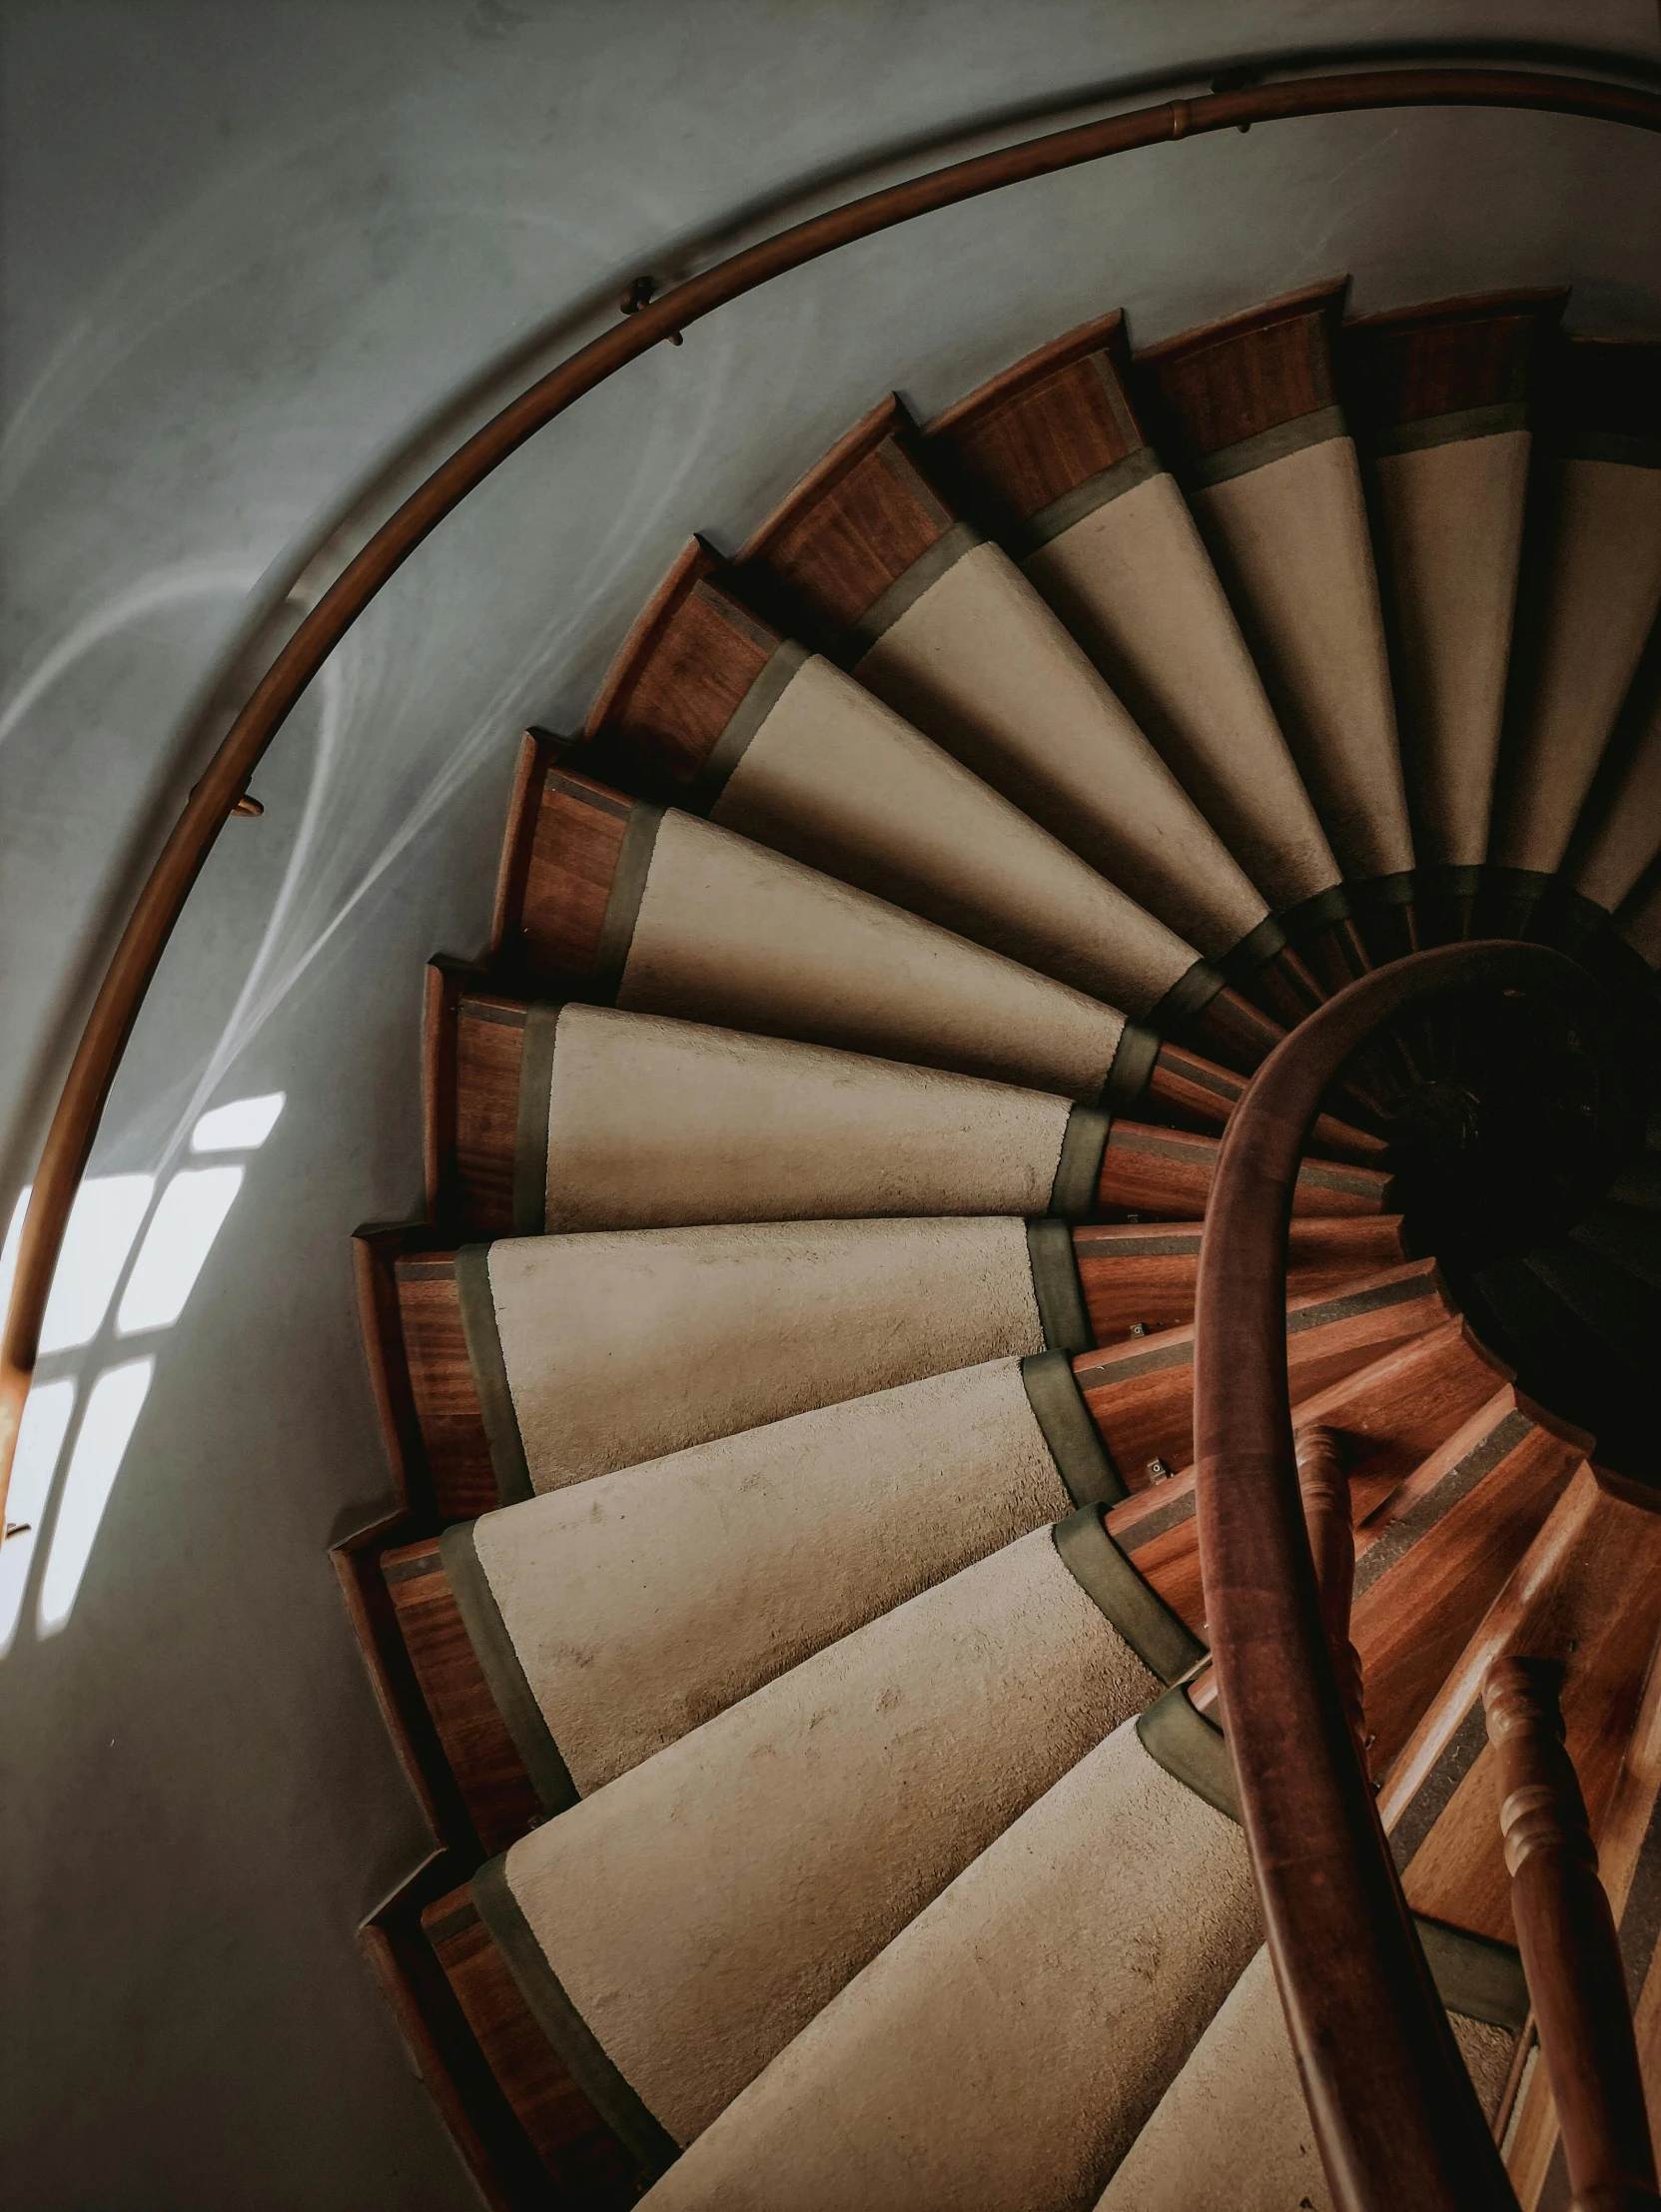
left=339, top=280, right=1661, bottom=2209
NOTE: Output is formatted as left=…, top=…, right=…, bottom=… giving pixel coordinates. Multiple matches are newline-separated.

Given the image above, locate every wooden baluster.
left=1294, top=1422, right=1365, bottom=1747
left=1483, top=1656, right=1661, bottom=2212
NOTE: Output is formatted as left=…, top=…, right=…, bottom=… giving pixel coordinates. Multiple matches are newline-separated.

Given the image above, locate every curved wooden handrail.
left=1193, top=940, right=1625, bottom=2212
left=4, top=70, right=1660, bottom=1502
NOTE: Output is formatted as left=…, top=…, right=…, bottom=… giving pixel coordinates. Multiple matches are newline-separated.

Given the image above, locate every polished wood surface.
left=922, top=311, right=1145, bottom=529
left=1180, top=980, right=1284, bottom=1074
left=384, top=1539, right=541, bottom=1856
left=1194, top=942, right=1589, bottom=2212
left=396, top=1253, right=500, bottom=1521
left=1483, top=1656, right=1660, bottom=2209
left=8, top=66, right=1658, bottom=1522
left=1072, top=1211, right=1406, bottom=1342
left=1079, top=1258, right=1450, bottom=1484
left=1135, top=278, right=1346, bottom=463
left=739, top=396, right=955, bottom=633
left=450, top=991, right=530, bottom=1236
left=1096, top=1118, right=1391, bottom=1221
left=588, top=544, right=778, bottom=777
left=1340, top=289, right=1565, bottom=430
left=423, top=1883, right=640, bottom=2205
left=1353, top=1392, right=1587, bottom=1779
left=517, top=764, right=633, bottom=983
left=1143, top=1036, right=1385, bottom=1162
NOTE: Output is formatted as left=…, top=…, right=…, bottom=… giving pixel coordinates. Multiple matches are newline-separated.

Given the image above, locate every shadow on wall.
left=0, top=1090, right=285, bottom=1656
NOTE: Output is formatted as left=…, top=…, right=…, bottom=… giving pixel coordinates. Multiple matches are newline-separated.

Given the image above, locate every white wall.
left=2, top=3, right=1658, bottom=2203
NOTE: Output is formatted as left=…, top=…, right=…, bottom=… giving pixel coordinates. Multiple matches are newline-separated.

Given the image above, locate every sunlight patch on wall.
left=2, top=1090, right=285, bottom=1650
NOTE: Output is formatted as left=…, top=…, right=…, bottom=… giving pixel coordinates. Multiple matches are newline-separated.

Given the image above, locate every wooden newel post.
left=1482, top=1656, right=1661, bottom=2212
left=1293, top=1423, right=1364, bottom=1746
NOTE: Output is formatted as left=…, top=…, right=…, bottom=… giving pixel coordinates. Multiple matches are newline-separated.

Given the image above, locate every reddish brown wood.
left=516, top=765, right=633, bottom=982
left=450, top=993, right=529, bottom=1237
left=1193, top=940, right=1592, bottom=2212
left=384, top=1539, right=541, bottom=1856
left=1340, top=290, right=1566, bottom=431
left=396, top=1253, right=500, bottom=1521
left=1135, top=278, right=1347, bottom=465
left=1243, top=943, right=1329, bottom=1028
left=1296, top=1422, right=1364, bottom=1743
left=1140, top=1039, right=1384, bottom=1163
left=1353, top=1391, right=1587, bottom=1779
left=1073, top=1211, right=1406, bottom=1342
left=363, top=1856, right=561, bottom=2212
left=424, top=1883, right=641, bottom=2205
left=921, top=312, right=1146, bottom=529
left=1483, top=1657, right=1661, bottom=2210
left=9, top=66, right=1660, bottom=1523
left=490, top=731, right=556, bottom=963
left=1078, top=1258, right=1450, bottom=1490
left=587, top=542, right=780, bottom=777
left=739, top=396, right=955, bottom=633
left=1179, top=980, right=1285, bottom=1075
left=1096, top=1118, right=1391, bottom=1222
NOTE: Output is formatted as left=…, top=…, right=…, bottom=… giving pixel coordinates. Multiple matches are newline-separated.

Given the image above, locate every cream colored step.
left=638, top=1699, right=1256, bottom=2211
left=514, top=1003, right=1109, bottom=1233
left=586, top=545, right=1208, bottom=1017
left=1138, top=283, right=1415, bottom=891
left=920, top=313, right=1340, bottom=919
left=506, top=760, right=1142, bottom=1094
left=736, top=397, right=1278, bottom=968
left=470, top=1520, right=1204, bottom=2155
left=457, top=1214, right=1095, bottom=1495
left=1342, top=294, right=1558, bottom=885
left=1564, top=642, right=1661, bottom=916
left=438, top=1351, right=1120, bottom=1795
left=1489, top=337, right=1661, bottom=880
left=1097, top=1936, right=1522, bottom=2212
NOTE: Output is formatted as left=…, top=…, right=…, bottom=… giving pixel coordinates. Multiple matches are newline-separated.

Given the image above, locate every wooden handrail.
left=3, top=66, right=1661, bottom=1516
left=1484, top=1657, right=1661, bottom=2212
left=1193, top=940, right=1623, bottom=2212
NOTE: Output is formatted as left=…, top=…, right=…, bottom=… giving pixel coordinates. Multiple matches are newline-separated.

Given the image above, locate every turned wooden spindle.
left=1293, top=1422, right=1365, bottom=1746
left=1483, top=1656, right=1661, bottom=2212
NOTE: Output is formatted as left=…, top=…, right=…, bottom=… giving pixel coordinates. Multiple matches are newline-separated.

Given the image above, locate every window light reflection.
left=192, top=1092, right=284, bottom=1152
left=0, top=1379, right=76, bottom=1656
left=36, top=1175, right=156, bottom=1355
left=117, top=1166, right=245, bottom=1334
left=37, top=1359, right=154, bottom=1635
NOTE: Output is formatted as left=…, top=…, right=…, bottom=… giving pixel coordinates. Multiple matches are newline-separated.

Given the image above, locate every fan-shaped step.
left=1077, top=1258, right=1452, bottom=1487
left=919, top=312, right=1348, bottom=971
left=1523, top=1234, right=1661, bottom=1370
left=584, top=542, right=1282, bottom=1020
left=1071, top=1211, right=1405, bottom=1342
left=386, top=1264, right=1439, bottom=1850
left=732, top=395, right=1313, bottom=1016
left=1100, top=1316, right=1520, bottom=1646
left=635, top=1396, right=1601, bottom=2212
left=1136, top=280, right=1416, bottom=957
left=453, top=1515, right=1205, bottom=2166
left=429, top=985, right=1387, bottom=1238
left=1561, top=621, right=1661, bottom=927
left=1341, top=291, right=1562, bottom=947
left=492, top=743, right=1280, bottom=1082
left=1487, top=337, right=1661, bottom=933
left=1462, top=1255, right=1652, bottom=1485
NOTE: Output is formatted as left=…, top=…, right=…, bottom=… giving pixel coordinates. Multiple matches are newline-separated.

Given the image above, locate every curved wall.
left=2, top=3, right=1659, bottom=2203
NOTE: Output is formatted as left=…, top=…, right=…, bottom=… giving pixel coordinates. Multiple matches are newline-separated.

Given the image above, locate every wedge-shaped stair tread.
left=1342, top=291, right=1560, bottom=911
left=1490, top=337, right=1661, bottom=882
left=468, top=1518, right=1203, bottom=2157
left=1523, top=1233, right=1661, bottom=1371
left=1137, top=280, right=1414, bottom=911
left=1071, top=1211, right=1405, bottom=1341
left=1569, top=1199, right=1661, bottom=1291
left=735, top=395, right=1284, bottom=974
left=922, top=311, right=1340, bottom=924
left=1564, top=620, right=1661, bottom=915
left=412, top=1215, right=1092, bottom=1500
left=1076, top=1257, right=1451, bottom=1486
left=413, top=1353, right=1111, bottom=1808
left=639, top=1705, right=1257, bottom=2211
left=586, top=544, right=1214, bottom=1019
left=498, top=758, right=1144, bottom=1095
